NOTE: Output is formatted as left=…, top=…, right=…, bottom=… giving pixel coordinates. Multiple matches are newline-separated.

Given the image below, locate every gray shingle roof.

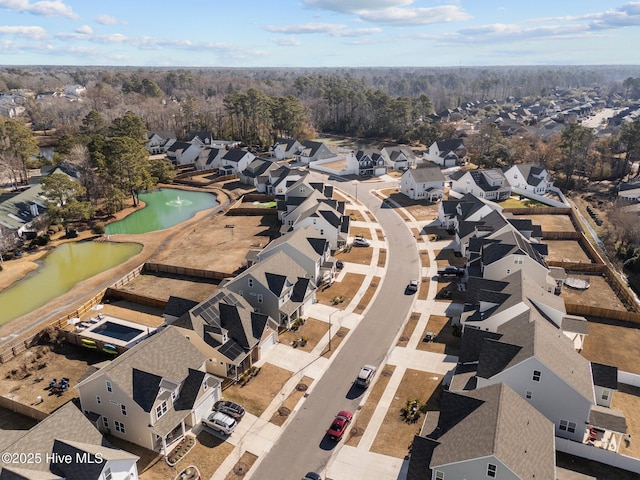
left=405, top=166, right=445, bottom=184
left=589, top=405, right=627, bottom=433
left=591, top=362, right=618, bottom=390
left=421, top=383, right=555, bottom=479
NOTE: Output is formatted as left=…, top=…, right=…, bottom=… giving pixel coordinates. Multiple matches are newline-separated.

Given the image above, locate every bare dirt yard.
left=278, top=318, right=329, bottom=353
left=316, top=273, right=366, bottom=309
left=335, top=245, right=373, bottom=265
left=222, top=363, right=292, bottom=417
left=612, top=384, right=640, bottom=459
left=434, top=248, right=466, bottom=268
left=269, top=376, right=313, bottom=427
left=416, top=315, right=460, bottom=356
left=560, top=276, right=628, bottom=312
left=545, top=240, right=593, bottom=263
left=345, top=208, right=365, bottom=222
left=350, top=226, right=373, bottom=240
left=397, top=313, right=421, bottom=347
left=117, top=272, right=219, bottom=303
left=518, top=214, right=576, bottom=232
left=353, top=276, right=381, bottom=314
left=0, top=342, right=107, bottom=414
left=370, top=369, right=443, bottom=459
left=581, top=316, right=640, bottom=375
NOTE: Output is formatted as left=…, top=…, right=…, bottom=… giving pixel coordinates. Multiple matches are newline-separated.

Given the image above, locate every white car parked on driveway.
left=202, top=411, right=237, bottom=435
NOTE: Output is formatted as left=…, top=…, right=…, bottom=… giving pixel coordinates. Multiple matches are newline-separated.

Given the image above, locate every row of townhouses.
left=408, top=193, right=628, bottom=479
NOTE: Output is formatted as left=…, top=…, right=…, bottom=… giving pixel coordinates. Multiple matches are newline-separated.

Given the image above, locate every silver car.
left=202, top=411, right=237, bottom=435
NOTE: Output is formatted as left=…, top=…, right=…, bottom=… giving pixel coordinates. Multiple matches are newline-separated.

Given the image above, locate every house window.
left=559, top=420, right=576, bottom=433
left=435, top=471, right=445, bottom=480
left=121, top=404, right=127, bottom=416
left=257, top=294, right=263, bottom=303
left=114, top=420, right=126, bottom=434
left=96, top=396, right=101, bottom=404
left=248, top=278, right=253, bottom=287
left=602, top=389, right=610, bottom=401
left=103, top=467, right=112, bottom=480
left=532, top=370, right=541, bottom=382
left=156, top=400, right=168, bottom=420
left=487, top=464, right=497, bottom=477
left=102, top=416, right=108, bottom=428
left=525, top=390, right=532, bottom=399
left=514, top=256, right=523, bottom=265
left=106, top=380, right=112, bottom=393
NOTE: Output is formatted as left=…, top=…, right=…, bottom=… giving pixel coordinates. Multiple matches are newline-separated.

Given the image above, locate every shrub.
left=92, top=223, right=106, bottom=235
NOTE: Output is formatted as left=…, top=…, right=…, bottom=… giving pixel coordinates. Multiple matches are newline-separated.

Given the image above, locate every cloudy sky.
left=1, top=0, right=640, bottom=67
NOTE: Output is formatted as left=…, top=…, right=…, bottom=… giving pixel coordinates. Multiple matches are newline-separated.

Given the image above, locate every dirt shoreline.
left=0, top=190, right=225, bottom=344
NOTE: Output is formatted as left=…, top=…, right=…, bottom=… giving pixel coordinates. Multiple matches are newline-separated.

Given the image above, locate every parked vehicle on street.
left=302, top=473, right=322, bottom=480
left=336, top=260, right=344, bottom=270
left=352, top=237, right=370, bottom=247
left=214, top=400, right=245, bottom=419
left=407, top=279, right=418, bottom=292
left=327, top=410, right=353, bottom=440
left=202, top=411, right=237, bottom=435
left=356, top=365, right=376, bottom=388
left=437, top=265, right=464, bottom=277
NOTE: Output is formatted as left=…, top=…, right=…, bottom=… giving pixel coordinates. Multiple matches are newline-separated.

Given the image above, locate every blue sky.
left=0, top=0, right=639, bottom=67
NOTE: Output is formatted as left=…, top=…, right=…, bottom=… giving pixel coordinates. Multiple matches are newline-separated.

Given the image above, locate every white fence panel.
left=555, top=437, right=640, bottom=474
left=619, top=370, right=640, bottom=388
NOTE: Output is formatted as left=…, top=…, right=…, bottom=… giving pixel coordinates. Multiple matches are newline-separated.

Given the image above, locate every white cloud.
left=339, top=27, right=382, bottom=37
left=265, top=22, right=380, bottom=37
left=303, top=0, right=412, bottom=13
left=271, top=36, right=302, bottom=46
left=0, top=0, right=78, bottom=19
left=75, top=24, right=92, bottom=35
left=0, top=25, right=46, bottom=39
left=95, top=14, right=123, bottom=25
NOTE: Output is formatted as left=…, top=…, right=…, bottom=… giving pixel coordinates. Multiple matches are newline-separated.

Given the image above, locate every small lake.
left=0, top=241, right=142, bottom=325
left=105, top=189, right=218, bottom=235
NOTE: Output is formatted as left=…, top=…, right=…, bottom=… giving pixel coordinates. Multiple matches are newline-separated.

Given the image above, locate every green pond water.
left=0, top=241, right=141, bottom=325
left=105, top=188, right=218, bottom=235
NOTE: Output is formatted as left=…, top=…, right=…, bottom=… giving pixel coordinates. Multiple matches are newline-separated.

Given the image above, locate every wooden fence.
left=541, top=231, right=581, bottom=240
left=143, top=262, right=233, bottom=280
left=226, top=207, right=278, bottom=216
left=243, top=193, right=275, bottom=202
left=565, top=304, right=640, bottom=324
left=0, top=395, right=49, bottom=421
left=105, top=288, right=167, bottom=310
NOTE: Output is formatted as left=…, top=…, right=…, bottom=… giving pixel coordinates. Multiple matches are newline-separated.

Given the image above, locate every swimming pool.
left=90, top=321, right=143, bottom=342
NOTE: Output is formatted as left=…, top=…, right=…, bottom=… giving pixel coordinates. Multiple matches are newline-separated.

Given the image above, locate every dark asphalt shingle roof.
left=591, top=362, right=618, bottom=390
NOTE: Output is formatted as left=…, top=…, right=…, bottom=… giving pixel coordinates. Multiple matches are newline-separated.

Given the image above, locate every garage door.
left=260, top=333, right=276, bottom=356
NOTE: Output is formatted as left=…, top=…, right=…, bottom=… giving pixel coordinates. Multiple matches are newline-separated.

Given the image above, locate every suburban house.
left=76, top=326, right=223, bottom=456
left=270, top=137, right=303, bottom=160
left=220, top=149, right=256, bottom=175
left=297, top=140, right=334, bottom=164
left=0, top=402, right=139, bottom=480
left=277, top=179, right=328, bottom=221
left=266, top=166, right=308, bottom=195
left=171, top=289, right=279, bottom=382
left=400, top=166, right=446, bottom=201
left=423, top=139, right=466, bottom=167
left=503, top=163, right=554, bottom=195
left=380, top=145, right=413, bottom=170
left=166, top=141, right=201, bottom=166
left=257, top=226, right=334, bottom=284
left=187, top=132, right=239, bottom=150
left=449, top=169, right=511, bottom=201
left=239, top=157, right=277, bottom=189
left=407, top=383, right=555, bottom=480
left=438, top=193, right=501, bottom=232
left=452, top=313, right=627, bottom=448
left=346, top=150, right=387, bottom=177
left=146, top=131, right=176, bottom=155
left=195, top=147, right=226, bottom=171
left=223, top=250, right=316, bottom=328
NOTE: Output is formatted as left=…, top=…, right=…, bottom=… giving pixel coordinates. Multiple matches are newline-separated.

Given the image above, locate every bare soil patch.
left=95, top=300, right=165, bottom=327
left=377, top=249, right=387, bottom=268
left=335, top=246, right=373, bottom=265
left=581, top=316, right=640, bottom=374
left=269, top=376, right=313, bottom=426
left=519, top=214, right=576, bottom=233
left=320, top=326, right=349, bottom=358
left=222, top=363, right=292, bottom=417
left=612, top=384, right=640, bottom=459
left=316, top=273, right=366, bottom=309
left=225, top=451, right=258, bottom=480
left=278, top=318, right=329, bottom=353
left=350, top=226, right=372, bottom=240
left=118, top=272, right=219, bottom=303
left=346, top=209, right=365, bottom=222
left=397, top=313, right=421, bottom=347
left=404, top=203, right=439, bottom=222
left=418, top=277, right=430, bottom=300
left=0, top=343, right=106, bottom=414
left=434, top=248, right=465, bottom=268
left=420, top=250, right=430, bottom=268
left=376, top=229, right=385, bottom=241
left=411, top=227, right=422, bottom=240
left=346, top=366, right=395, bottom=447
left=353, top=276, right=381, bottom=314
left=545, top=240, right=593, bottom=263
left=560, top=275, right=627, bottom=311
left=371, top=369, right=443, bottom=458
left=416, top=316, right=460, bottom=356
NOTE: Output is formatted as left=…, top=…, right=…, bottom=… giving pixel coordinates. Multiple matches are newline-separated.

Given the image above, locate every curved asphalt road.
left=249, top=174, right=421, bottom=480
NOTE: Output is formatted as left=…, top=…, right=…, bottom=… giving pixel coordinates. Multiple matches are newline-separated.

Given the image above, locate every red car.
left=327, top=410, right=353, bottom=441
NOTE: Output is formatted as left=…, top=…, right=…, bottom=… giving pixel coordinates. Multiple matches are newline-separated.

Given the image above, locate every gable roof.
left=229, top=251, right=308, bottom=298
left=405, top=166, right=445, bottom=184
left=434, top=138, right=464, bottom=154
left=414, top=383, right=554, bottom=479
left=76, top=327, right=205, bottom=411
left=259, top=226, right=327, bottom=262
left=222, top=149, right=252, bottom=162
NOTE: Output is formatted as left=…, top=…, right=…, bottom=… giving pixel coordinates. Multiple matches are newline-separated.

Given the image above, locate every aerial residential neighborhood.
left=2, top=45, right=640, bottom=480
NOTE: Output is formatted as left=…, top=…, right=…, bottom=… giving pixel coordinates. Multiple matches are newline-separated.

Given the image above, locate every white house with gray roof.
left=270, top=137, right=303, bottom=160
left=400, top=166, right=445, bottom=201
left=380, top=145, right=413, bottom=170
left=76, top=327, right=222, bottom=456
left=503, top=163, right=554, bottom=195
left=296, top=140, right=334, bottom=164
left=0, top=402, right=139, bottom=480
left=450, top=168, right=511, bottom=201
left=224, top=250, right=316, bottom=327
left=220, top=149, right=255, bottom=175
left=423, top=139, right=466, bottom=167
left=407, top=383, right=556, bottom=480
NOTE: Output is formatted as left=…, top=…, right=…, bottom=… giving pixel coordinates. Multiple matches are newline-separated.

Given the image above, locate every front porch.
left=584, top=405, right=628, bottom=453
